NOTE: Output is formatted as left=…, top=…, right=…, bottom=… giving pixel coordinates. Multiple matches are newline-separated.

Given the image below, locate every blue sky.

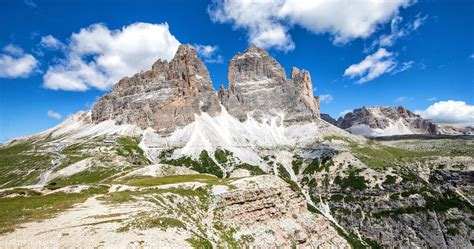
left=0, top=0, right=473, bottom=142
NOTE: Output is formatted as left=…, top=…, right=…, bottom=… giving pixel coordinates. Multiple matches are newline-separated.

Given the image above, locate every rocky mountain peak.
left=91, top=44, right=320, bottom=134
left=91, top=44, right=221, bottom=135
left=221, top=46, right=320, bottom=123
left=228, top=45, right=286, bottom=85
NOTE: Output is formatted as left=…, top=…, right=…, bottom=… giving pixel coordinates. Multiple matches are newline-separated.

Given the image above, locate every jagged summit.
left=91, top=44, right=221, bottom=135
left=91, top=44, right=321, bottom=134
left=220, top=45, right=320, bottom=123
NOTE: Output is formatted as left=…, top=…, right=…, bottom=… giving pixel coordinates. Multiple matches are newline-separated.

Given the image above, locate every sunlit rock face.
left=91, top=44, right=221, bottom=135
left=219, top=45, right=320, bottom=124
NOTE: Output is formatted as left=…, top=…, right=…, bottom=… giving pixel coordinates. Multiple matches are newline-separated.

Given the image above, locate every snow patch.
left=347, top=118, right=414, bottom=137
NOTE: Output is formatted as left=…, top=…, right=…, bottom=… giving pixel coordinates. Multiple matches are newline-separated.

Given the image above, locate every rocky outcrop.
left=337, top=106, right=437, bottom=137
left=321, top=113, right=338, bottom=126
left=219, top=46, right=320, bottom=123
left=213, top=175, right=348, bottom=248
left=436, top=124, right=474, bottom=135
left=91, top=45, right=221, bottom=135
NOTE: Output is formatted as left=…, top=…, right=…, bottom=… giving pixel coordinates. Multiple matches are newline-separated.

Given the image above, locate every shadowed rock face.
left=91, top=45, right=221, bottom=135
left=219, top=45, right=320, bottom=123
left=321, top=113, right=338, bottom=126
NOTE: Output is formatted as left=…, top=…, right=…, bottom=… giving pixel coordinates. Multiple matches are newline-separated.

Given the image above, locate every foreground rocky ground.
left=1, top=133, right=473, bottom=248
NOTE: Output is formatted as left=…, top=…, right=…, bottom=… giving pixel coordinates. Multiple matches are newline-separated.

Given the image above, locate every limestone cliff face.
left=219, top=45, right=320, bottom=123
left=91, top=45, right=321, bottom=134
left=91, top=45, right=221, bottom=135
left=213, top=175, right=348, bottom=248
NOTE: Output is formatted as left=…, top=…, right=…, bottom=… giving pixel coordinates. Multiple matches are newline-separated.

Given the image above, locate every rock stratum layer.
left=91, top=45, right=320, bottom=135
left=213, top=175, right=348, bottom=247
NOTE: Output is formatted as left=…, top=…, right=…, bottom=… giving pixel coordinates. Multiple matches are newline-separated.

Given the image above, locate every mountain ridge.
left=322, top=106, right=474, bottom=137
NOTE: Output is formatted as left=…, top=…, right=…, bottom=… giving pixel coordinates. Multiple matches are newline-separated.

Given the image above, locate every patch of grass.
left=119, top=216, right=185, bottom=232
left=302, top=159, right=320, bottom=175
left=99, top=187, right=209, bottom=205
left=162, top=151, right=224, bottom=178
left=332, top=224, right=368, bottom=249
left=120, top=174, right=234, bottom=187
left=382, top=175, right=397, bottom=185
left=0, top=188, right=42, bottom=198
left=330, top=194, right=344, bottom=202
left=302, top=156, right=334, bottom=175
left=350, top=143, right=438, bottom=169
left=334, top=172, right=368, bottom=191
left=291, top=156, right=302, bottom=175
left=0, top=141, right=54, bottom=187
left=186, top=237, right=213, bottom=248
left=373, top=189, right=473, bottom=219
left=158, top=148, right=175, bottom=159
left=46, top=167, right=122, bottom=189
left=117, top=137, right=144, bottom=156
left=115, top=137, right=149, bottom=164
left=214, top=149, right=231, bottom=164
left=447, top=228, right=459, bottom=236
left=0, top=188, right=104, bottom=234
left=277, top=164, right=291, bottom=182
left=234, top=163, right=265, bottom=175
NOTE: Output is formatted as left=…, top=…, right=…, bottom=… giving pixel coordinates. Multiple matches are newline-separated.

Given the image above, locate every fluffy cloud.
left=194, top=44, right=223, bottom=63
left=0, top=44, right=38, bottom=78
left=372, top=14, right=427, bottom=48
left=343, top=48, right=396, bottom=83
left=208, top=0, right=412, bottom=51
left=343, top=48, right=414, bottom=83
left=40, top=35, right=65, bottom=50
left=319, top=94, right=333, bottom=104
left=43, top=22, right=180, bottom=91
left=416, top=100, right=474, bottom=126
left=47, top=110, right=62, bottom=120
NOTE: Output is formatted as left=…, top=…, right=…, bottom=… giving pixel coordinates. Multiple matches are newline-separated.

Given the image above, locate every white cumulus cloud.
left=0, top=44, right=38, bottom=78
left=194, top=44, right=223, bottom=63
left=40, top=35, right=65, bottom=50
left=416, top=100, right=474, bottom=126
left=343, top=48, right=396, bottom=83
left=43, top=22, right=181, bottom=91
left=319, top=94, right=333, bottom=104
left=47, top=110, right=62, bottom=120
left=208, top=0, right=413, bottom=51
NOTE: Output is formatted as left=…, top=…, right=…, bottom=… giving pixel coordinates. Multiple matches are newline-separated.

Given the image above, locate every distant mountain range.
left=322, top=106, right=473, bottom=137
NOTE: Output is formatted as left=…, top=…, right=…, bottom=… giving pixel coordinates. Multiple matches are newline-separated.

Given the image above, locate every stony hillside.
left=0, top=45, right=473, bottom=248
